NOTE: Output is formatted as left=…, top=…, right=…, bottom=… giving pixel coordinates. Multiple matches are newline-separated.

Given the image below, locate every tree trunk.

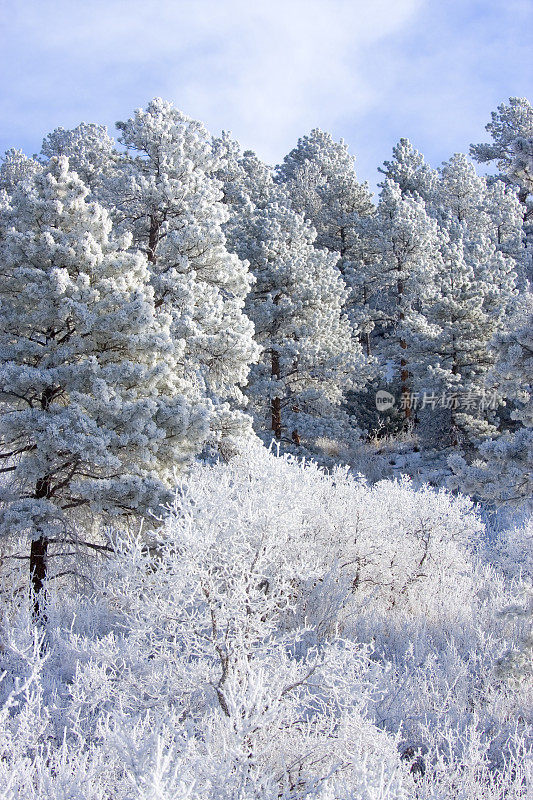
left=30, top=535, right=48, bottom=621
left=397, top=276, right=411, bottom=421
left=271, top=349, right=282, bottom=439
left=147, top=214, right=159, bottom=264
left=361, top=284, right=372, bottom=357
left=339, top=226, right=347, bottom=260
left=450, top=341, right=459, bottom=447
left=31, top=384, right=55, bottom=622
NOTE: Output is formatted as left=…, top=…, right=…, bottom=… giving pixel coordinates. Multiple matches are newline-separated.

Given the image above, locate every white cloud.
left=0, top=0, right=530, bottom=190
left=0, top=0, right=421, bottom=161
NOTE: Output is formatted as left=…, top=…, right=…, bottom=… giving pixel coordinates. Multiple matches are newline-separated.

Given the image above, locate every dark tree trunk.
left=147, top=214, right=159, bottom=264
left=361, top=284, right=372, bottom=357
left=397, top=276, right=411, bottom=421
left=30, top=384, right=55, bottom=622
left=450, top=340, right=459, bottom=447
left=30, top=535, right=49, bottom=621
left=339, top=226, right=347, bottom=260
left=271, top=349, right=282, bottom=439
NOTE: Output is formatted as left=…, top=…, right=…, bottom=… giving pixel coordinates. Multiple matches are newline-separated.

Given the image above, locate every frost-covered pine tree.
left=470, top=97, right=533, bottom=205
left=0, top=148, right=41, bottom=193
left=471, top=98, right=533, bottom=280
left=108, top=99, right=259, bottom=453
left=437, top=152, right=489, bottom=225
left=212, top=131, right=276, bottom=211
left=0, top=157, right=210, bottom=617
left=212, top=136, right=369, bottom=452
left=211, top=133, right=278, bottom=253
left=231, top=200, right=369, bottom=451
left=40, top=122, right=117, bottom=195
left=368, top=179, right=442, bottom=423
left=484, top=178, right=529, bottom=285
left=275, top=129, right=376, bottom=354
left=276, top=128, right=373, bottom=259
left=379, top=137, right=438, bottom=203
left=419, top=237, right=509, bottom=444
left=416, top=156, right=520, bottom=444
left=449, top=291, right=533, bottom=503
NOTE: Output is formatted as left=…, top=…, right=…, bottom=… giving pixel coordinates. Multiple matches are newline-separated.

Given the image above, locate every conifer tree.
left=276, top=128, right=373, bottom=259
left=40, top=122, right=117, bottom=194
left=212, top=132, right=276, bottom=210
left=449, top=292, right=533, bottom=502
left=109, top=99, right=259, bottom=452
left=276, top=129, right=375, bottom=346
left=0, top=157, right=208, bottom=617
left=369, top=179, right=442, bottom=423
left=417, top=156, right=520, bottom=443
left=230, top=200, right=368, bottom=450
left=0, top=148, right=41, bottom=193
left=470, top=97, right=533, bottom=205
left=214, top=136, right=371, bottom=451
left=379, top=138, right=438, bottom=203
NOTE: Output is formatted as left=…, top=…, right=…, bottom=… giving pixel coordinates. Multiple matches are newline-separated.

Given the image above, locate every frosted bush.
left=0, top=445, right=530, bottom=798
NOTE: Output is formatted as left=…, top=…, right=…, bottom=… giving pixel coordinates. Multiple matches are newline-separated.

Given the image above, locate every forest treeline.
left=0, top=96, right=531, bottom=605
left=0, top=96, right=531, bottom=800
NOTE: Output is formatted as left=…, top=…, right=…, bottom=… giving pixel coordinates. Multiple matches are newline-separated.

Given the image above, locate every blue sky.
left=0, top=0, right=531, bottom=194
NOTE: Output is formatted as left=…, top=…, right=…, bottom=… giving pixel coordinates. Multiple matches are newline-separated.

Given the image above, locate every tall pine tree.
left=0, top=158, right=209, bottom=616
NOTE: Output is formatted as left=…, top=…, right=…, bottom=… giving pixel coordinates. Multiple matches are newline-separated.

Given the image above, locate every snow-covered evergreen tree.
left=212, top=131, right=276, bottom=211
left=40, top=122, right=117, bottom=194
left=471, top=97, right=533, bottom=280
left=0, top=157, right=209, bottom=616
left=0, top=148, right=41, bottom=193
left=109, top=99, right=259, bottom=452
left=417, top=156, right=520, bottom=443
left=276, top=129, right=376, bottom=351
left=276, top=128, right=373, bottom=259
left=484, top=178, right=529, bottom=285
left=470, top=97, right=533, bottom=204
left=213, top=135, right=370, bottom=452
left=379, top=137, right=438, bottom=203
left=367, top=179, right=442, bottom=423
left=419, top=237, right=508, bottom=444
left=449, top=291, right=533, bottom=503
left=231, top=200, right=369, bottom=450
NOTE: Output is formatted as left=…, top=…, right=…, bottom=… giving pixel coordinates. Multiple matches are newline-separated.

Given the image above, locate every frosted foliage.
left=449, top=292, right=533, bottom=503
left=0, top=447, right=530, bottom=798
left=0, top=156, right=211, bottom=547
left=471, top=97, right=533, bottom=194
left=276, top=129, right=374, bottom=327
left=211, top=136, right=368, bottom=453
left=406, top=157, right=521, bottom=442
left=40, top=123, right=116, bottom=191
left=438, top=153, right=489, bottom=226
left=110, top=99, right=258, bottom=441
left=485, top=180, right=527, bottom=266
left=0, top=148, right=41, bottom=193
left=235, top=201, right=370, bottom=449
left=379, top=138, right=438, bottom=202
left=372, top=179, right=441, bottom=303
left=364, top=179, right=442, bottom=388
left=276, top=128, right=373, bottom=255
left=420, top=237, right=514, bottom=437
left=429, top=153, right=526, bottom=282
left=212, top=131, right=277, bottom=211
left=2, top=95, right=533, bottom=798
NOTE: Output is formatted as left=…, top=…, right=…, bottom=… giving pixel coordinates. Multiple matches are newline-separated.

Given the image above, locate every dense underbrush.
left=0, top=446, right=531, bottom=798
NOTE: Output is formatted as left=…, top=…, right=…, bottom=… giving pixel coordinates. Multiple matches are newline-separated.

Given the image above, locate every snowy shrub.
left=0, top=446, right=530, bottom=798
